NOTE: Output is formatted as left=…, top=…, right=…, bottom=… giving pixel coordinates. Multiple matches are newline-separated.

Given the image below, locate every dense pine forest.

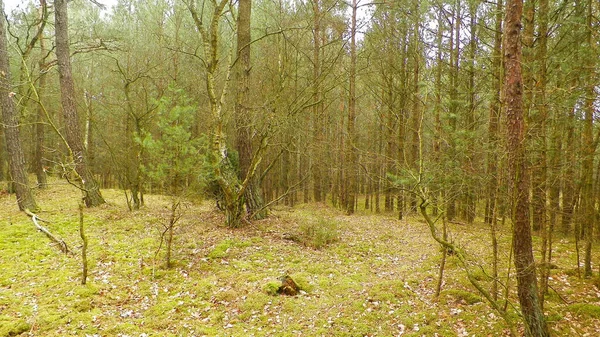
left=1, top=0, right=600, bottom=336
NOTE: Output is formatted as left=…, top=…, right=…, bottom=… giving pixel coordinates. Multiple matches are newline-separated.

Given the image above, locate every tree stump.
left=277, top=275, right=300, bottom=296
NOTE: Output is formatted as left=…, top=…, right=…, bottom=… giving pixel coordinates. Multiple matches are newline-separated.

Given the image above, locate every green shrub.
left=299, top=218, right=339, bottom=249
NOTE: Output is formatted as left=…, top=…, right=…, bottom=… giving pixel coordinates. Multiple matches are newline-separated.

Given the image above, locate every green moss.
left=240, top=293, right=270, bottom=320
left=103, top=322, right=142, bottom=335
left=73, top=298, right=93, bottom=312
left=0, top=316, right=30, bottom=337
left=289, top=273, right=312, bottom=293
left=469, top=268, right=488, bottom=281
left=368, top=280, right=407, bottom=302
left=214, top=289, right=237, bottom=302
left=37, top=311, right=68, bottom=328
left=567, top=303, right=600, bottom=318
left=264, top=281, right=281, bottom=296
left=146, top=300, right=179, bottom=316
left=207, top=239, right=246, bottom=259
left=441, top=289, right=482, bottom=305
left=545, top=312, right=563, bottom=322
left=74, top=284, right=100, bottom=297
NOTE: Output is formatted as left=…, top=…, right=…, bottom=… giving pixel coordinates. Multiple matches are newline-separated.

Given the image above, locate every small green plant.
left=138, top=87, right=207, bottom=197
left=299, top=217, right=340, bottom=249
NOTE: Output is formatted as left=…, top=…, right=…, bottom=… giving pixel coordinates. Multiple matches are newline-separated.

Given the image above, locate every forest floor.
left=1, top=181, right=600, bottom=337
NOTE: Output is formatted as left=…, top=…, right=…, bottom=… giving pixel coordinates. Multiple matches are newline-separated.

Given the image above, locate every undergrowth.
left=0, top=181, right=598, bottom=336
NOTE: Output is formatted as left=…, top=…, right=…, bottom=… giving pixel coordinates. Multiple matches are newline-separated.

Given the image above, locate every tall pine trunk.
left=503, top=0, right=549, bottom=335
left=235, top=0, right=266, bottom=220
left=0, top=0, right=38, bottom=211
left=55, top=0, right=105, bottom=207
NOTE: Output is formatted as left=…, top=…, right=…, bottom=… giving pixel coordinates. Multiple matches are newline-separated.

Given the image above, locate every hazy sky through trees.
left=3, top=0, right=118, bottom=13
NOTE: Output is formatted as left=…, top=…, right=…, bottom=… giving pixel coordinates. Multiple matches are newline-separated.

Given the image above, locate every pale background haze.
left=3, top=0, right=118, bottom=13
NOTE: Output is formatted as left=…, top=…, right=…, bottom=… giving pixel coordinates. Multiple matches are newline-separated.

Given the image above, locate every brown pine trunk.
left=55, top=0, right=105, bottom=207
left=504, top=0, right=549, bottom=335
left=235, top=0, right=266, bottom=220
left=0, top=1, right=38, bottom=211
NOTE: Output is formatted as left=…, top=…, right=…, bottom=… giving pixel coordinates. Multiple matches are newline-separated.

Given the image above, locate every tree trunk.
left=34, top=0, right=48, bottom=189
left=311, top=0, right=324, bottom=203
left=0, top=0, right=38, bottom=211
left=54, top=0, right=105, bottom=207
left=487, top=0, right=503, bottom=301
left=344, top=0, right=358, bottom=215
left=446, top=0, right=460, bottom=222
left=235, top=0, right=266, bottom=220
left=463, top=0, right=478, bottom=224
left=503, top=0, right=549, bottom=335
left=581, top=0, right=595, bottom=278
left=536, top=0, right=550, bottom=305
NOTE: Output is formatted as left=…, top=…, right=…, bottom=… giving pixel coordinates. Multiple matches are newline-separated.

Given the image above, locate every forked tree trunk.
left=55, top=0, right=105, bottom=207
left=503, top=0, right=549, bottom=335
left=0, top=0, right=38, bottom=211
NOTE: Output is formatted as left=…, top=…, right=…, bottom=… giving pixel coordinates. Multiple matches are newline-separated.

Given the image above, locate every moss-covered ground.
left=1, top=181, right=599, bottom=336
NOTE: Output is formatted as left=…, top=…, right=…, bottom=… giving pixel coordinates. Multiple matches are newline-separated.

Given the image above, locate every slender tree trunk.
left=446, top=1, right=460, bottom=221
left=536, top=0, right=550, bottom=306
left=34, top=0, right=48, bottom=189
left=408, top=1, right=421, bottom=217
left=311, top=0, right=324, bottom=203
left=431, top=4, right=445, bottom=216
left=385, top=84, right=395, bottom=213
left=504, top=0, right=549, bottom=335
left=487, top=0, right=503, bottom=301
left=464, top=0, right=478, bottom=224
left=581, top=0, right=595, bottom=278
left=55, top=0, right=105, bottom=207
left=344, top=0, right=358, bottom=215
left=0, top=0, right=38, bottom=211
